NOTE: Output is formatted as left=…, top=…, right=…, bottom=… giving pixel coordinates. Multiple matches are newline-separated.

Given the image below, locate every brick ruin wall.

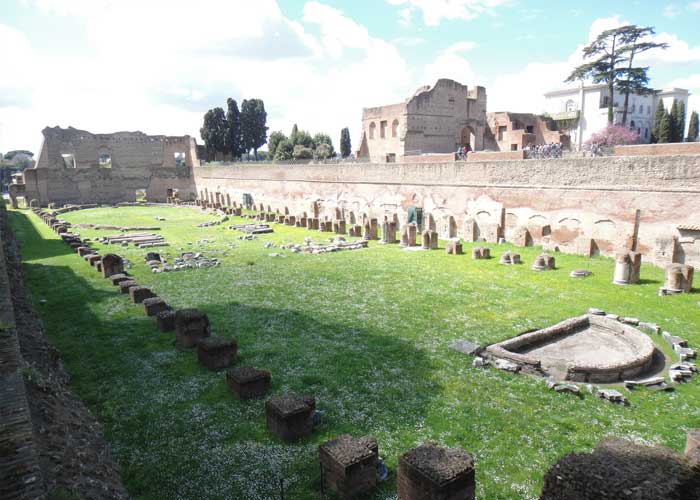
left=192, top=154, right=700, bottom=269
left=0, top=204, right=127, bottom=498
left=11, top=126, right=198, bottom=206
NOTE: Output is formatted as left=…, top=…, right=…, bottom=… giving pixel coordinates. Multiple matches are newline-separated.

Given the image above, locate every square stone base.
left=197, top=337, right=237, bottom=370
left=320, top=434, right=378, bottom=499
left=398, top=443, right=475, bottom=500
left=266, top=394, right=315, bottom=442
left=227, top=366, right=271, bottom=399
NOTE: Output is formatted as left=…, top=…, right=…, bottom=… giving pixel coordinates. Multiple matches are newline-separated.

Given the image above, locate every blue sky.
left=1, top=0, right=699, bottom=152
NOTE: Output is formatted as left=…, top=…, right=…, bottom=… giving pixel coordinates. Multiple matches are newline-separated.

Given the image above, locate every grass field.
left=9, top=205, right=700, bottom=500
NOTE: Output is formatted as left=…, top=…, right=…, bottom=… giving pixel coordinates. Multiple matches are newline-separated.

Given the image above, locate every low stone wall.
left=193, top=153, right=700, bottom=268
left=615, top=142, right=700, bottom=157
left=0, top=204, right=128, bottom=498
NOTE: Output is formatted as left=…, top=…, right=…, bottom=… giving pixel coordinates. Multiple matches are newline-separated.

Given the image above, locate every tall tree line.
left=566, top=25, right=667, bottom=124
left=652, top=98, right=690, bottom=143
left=200, top=98, right=268, bottom=161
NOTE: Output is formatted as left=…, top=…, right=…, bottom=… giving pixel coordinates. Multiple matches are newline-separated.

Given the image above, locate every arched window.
left=369, top=122, right=376, bottom=140
left=630, top=120, right=635, bottom=128
left=565, top=99, right=576, bottom=112
left=392, top=119, right=399, bottom=138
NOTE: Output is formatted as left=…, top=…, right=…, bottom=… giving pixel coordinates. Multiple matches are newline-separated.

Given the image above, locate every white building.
left=544, top=84, right=690, bottom=149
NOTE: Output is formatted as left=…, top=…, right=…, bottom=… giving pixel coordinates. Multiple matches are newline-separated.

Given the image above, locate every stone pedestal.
left=348, top=225, right=363, bottom=237
left=532, top=254, right=555, bottom=271
left=499, top=251, right=520, bottom=265
left=175, top=309, right=211, bottom=348
left=266, top=393, right=315, bottom=441
left=307, top=218, right=320, bottom=230
left=512, top=226, right=533, bottom=247
left=398, top=443, right=475, bottom=500
left=118, top=280, right=137, bottom=294
left=156, top=310, right=176, bottom=332
left=363, top=218, right=378, bottom=240
left=320, top=434, right=379, bottom=499
left=472, top=247, right=490, bottom=259
left=101, top=253, right=124, bottom=278
left=227, top=366, right=271, bottom=399
left=613, top=252, right=641, bottom=285
left=320, top=221, right=333, bottom=232
left=197, top=336, right=238, bottom=370
left=333, top=220, right=347, bottom=234
left=445, top=240, right=463, bottom=255
left=143, top=297, right=169, bottom=316
left=664, top=263, right=694, bottom=293
left=87, top=254, right=101, bottom=267
left=130, top=286, right=155, bottom=304
left=381, top=221, right=398, bottom=243
left=401, top=224, right=417, bottom=247
left=109, top=273, right=129, bottom=286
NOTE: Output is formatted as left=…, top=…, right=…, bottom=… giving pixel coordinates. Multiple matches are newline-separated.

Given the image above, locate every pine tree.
left=340, top=127, right=351, bottom=158
left=657, top=110, right=672, bottom=143
left=672, top=100, right=686, bottom=142
left=651, top=99, right=666, bottom=143
left=688, top=111, right=699, bottom=142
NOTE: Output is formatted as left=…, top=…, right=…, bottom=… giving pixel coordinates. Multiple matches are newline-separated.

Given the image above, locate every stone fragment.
left=266, top=393, right=316, bottom=442
left=596, top=389, right=628, bottom=405
left=226, top=366, right=271, bottom=399
left=398, top=442, right=475, bottom=500
left=175, top=309, right=211, bottom=348
left=319, top=434, right=379, bottom=499
left=143, top=297, right=168, bottom=316
left=129, top=285, right=155, bottom=304
left=400, top=224, right=417, bottom=247
left=495, top=358, right=520, bottom=372
left=511, top=226, right=533, bottom=247
left=156, top=310, right=176, bottom=332
left=569, top=269, right=592, bottom=278
left=662, top=263, right=695, bottom=294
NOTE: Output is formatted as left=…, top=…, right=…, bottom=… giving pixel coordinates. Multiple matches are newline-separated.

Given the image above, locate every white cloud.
left=689, top=1, right=700, bottom=11
left=423, top=42, right=480, bottom=87
left=386, top=0, right=510, bottom=27
left=663, top=4, right=681, bottom=17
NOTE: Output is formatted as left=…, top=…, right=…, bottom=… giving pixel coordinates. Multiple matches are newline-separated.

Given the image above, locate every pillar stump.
left=101, top=253, right=124, bottom=278
left=118, top=280, right=138, bottom=294
left=446, top=240, right=463, bottom=255
left=226, top=366, right=271, bottom=399
left=265, top=393, right=315, bottom=442
left=472, top=247, right=490, bottom=259
left=109, top=273, right=129, bottom=286
left=398, top=442, right=475, bottom=500
left=499, top=251, right=520, bottom=265
left=130, top=285, right=155, bottom=304
left=156, top=310, right=176, bottom=332
left=320, top=434, right=379, bottom=499
left=197, top=336, right=237, bottom=370
left=143, top=297, right=168, bottom=316
left=175, top=309, right=211, bottom=348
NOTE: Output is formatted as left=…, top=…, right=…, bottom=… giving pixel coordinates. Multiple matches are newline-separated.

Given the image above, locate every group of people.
left=456, top=145, right=471, bottom=160
left=584, top=142, right=606, bottom=157
left=524, top=143, right=563, bottom=159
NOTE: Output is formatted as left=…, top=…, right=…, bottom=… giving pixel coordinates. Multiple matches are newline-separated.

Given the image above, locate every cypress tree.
left=651, top=99, right=666, bottom=143
left=669, top=99, right=680, bottom=142
left=672, top=100, right=686, bottom=142
left=657, top=111, right=672, bottom=144
left=340, top=127, right=351, bottom=158
left=688, top=111, right=699, bottom=142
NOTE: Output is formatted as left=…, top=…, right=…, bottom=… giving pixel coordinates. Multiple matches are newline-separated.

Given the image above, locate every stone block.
left=156, top=310, right=176, bottom=332
left=197, top=336, right=238, bottom=370
left=175, top=309, right=211, bottom=347
left=381, top=221, right=398, bottom=243
left=226, top=366, right=271, bottom=399
left=333, top=219, right=347, bottom=234
left=511, top=226, right=533, bottom=247
left=101, top=253, right=124, bottom=278
left=87, top=254, right=101, bottom=267
left=479, top=222, right=502, bottom=243
left=266, top=393, right=315, bottom=441
left=398, top=442, right=475, bottom=500
left=463, top=218, right=477, bottom=242
left=307, top=217, right=320, bottom=230
left=118, top=280, right=137, bottom=294
left=575, top=237, right=595, bottom=258
left=664, top=263, right=694, bottom=293
left=363, top=218, right=378, bottom=240
left=472, top=247, right=490, bottom=259
left=77, top=246, right=93, bottom=257
left=499, top=251, right=521, bottom=265
left=129, top=285, right=155, bottom=304
left=320, top=434, right=379, bottom=499
left=143, top=297, right=169, bottom=316
left=445, top=240, right=463, bottom=255
left=532, top=254, right=555, bottom=271
left=401, top=224, right=417, bottom=247
left=109, top=273, right=129, bottom=285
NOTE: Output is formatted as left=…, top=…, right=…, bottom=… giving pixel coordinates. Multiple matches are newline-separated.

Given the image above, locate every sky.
left=1, top=0, right=699, bottom=154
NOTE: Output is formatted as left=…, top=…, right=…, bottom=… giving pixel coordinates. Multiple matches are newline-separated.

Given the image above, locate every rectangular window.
left=174, top=152, right=186, bottom=167
left=526, top=125, right=534, bottom=134
left=511, top=144, right=518, bottom=151
left=380, top=120, right=387, bottom=139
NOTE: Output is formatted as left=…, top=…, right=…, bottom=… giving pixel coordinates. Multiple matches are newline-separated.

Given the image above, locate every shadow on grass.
left=8, top=210, right=75, bottom=260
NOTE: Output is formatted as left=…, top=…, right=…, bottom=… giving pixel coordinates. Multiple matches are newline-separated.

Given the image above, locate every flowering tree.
left=585, top=124, right=639, bottom=147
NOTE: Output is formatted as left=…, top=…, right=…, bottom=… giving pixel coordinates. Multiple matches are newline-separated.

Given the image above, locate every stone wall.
left=192, top=153, right=700, bottom=268
left=10, top=126, right=198, bottom=207
left=614, top=142, right=700, bottom=157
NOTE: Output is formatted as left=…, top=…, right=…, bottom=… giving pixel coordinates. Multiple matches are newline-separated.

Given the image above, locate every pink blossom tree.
left=585, top=124, right=639, bottom=147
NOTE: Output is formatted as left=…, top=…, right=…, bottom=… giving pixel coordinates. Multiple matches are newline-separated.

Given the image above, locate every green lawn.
left=9, top=205, right=700, bottom=500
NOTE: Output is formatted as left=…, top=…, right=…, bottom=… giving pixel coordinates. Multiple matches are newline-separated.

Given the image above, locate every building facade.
left=544, top=84, right=690, bottom=149
left=358, top=79, right=487, bottom=163
left=485, top=112, right=570, bottom=151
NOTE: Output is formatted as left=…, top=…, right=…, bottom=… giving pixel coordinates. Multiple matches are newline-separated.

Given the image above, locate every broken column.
left=156, top=310, right=176, bottom=332
left=511, top=226, right=533, bottom=247
left=472, top=247, right=490, bottom=259
left=143, top=297, right=169, bottom=316
left=398, top=442, right=475, bottom=500
left=175, top=309, right=211, bottom=348
left=532, top=254, right=555, bottom=271
left=499, top=251, right=521, bottom=265
left=265, top=393, right=316, bottom=442
left=333, top=219, right=347, bottom=235
left=445, top=240, right=463, bottom=255
left=662, top=263, right=694, bottom=294
left=363, top=218, right=378, bottom=240
left=613, top=251, right=641, bottom=285
left=381, top=220, right=397, bottom=244
left=319, top=434, right=379, bottom=499
left=401, top=224, right=417, bottom=247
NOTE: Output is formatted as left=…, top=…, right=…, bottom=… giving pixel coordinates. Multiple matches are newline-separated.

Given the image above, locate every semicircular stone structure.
left=486, top=314, right=656, bottom=383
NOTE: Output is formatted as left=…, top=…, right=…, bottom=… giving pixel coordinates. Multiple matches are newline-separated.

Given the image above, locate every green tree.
left=566, top=26, right=630, bottom=124
left=671, top=99, right=686, bottom=142
left=616, top=26, right=668, bottom=125
left=688, top=111, right=699, bottom=141
left=669, top=99, right=680, bottom=143
left=240, top=99, right=268, bottom=159
left=273, top=139, right=293, bottom=161
left=267, top=131, right=287, bottom=159
left=340, top=127, right=351, bottom=158
left=657, top=110, right=672, bottom=143
left=293, top=129, right=314, bottom=148
left=289, top=124, right=299, bottom=145
left=314, top=143, right=333, bottom=160
left=225, top=98, right=243, bottom=159
left=312, top=133, right=334, bottom=156
left=292, top=145, right=314, bottom=160
left=200, top=107, right=227, bottom=160
left=651, top=99, right=666, bottom=143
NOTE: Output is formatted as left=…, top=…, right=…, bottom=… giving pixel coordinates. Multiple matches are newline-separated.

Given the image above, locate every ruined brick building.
left=358, top=79, right=487, bottom=163
left=485, top=112, right=570, bottom=151
left=9, top=126, right=198, bottom=207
